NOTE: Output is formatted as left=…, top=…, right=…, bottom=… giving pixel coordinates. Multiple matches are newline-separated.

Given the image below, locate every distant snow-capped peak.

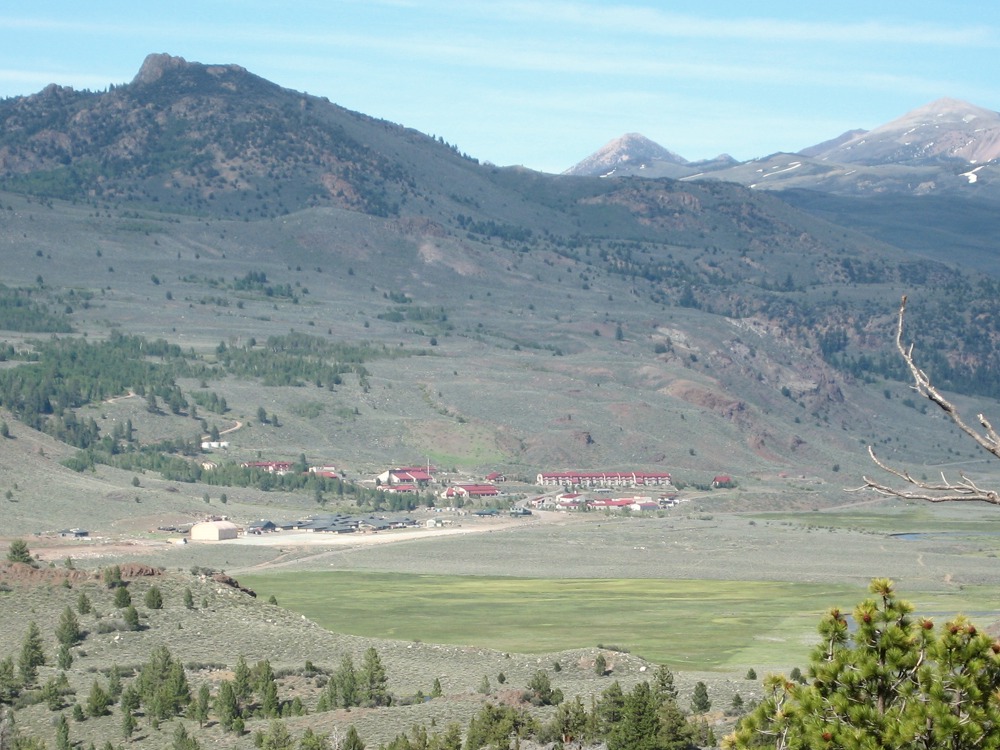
left=564, top=133, right=688, bottom=176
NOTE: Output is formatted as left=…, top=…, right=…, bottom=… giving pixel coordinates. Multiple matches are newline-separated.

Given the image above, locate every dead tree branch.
left=855, top=295, right=1000, bottom=505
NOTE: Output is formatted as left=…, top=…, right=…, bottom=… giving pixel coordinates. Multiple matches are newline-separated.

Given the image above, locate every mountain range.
left=564, top=97, right=1000, bottom=201
left=1, top=53, right=1000, bottom=506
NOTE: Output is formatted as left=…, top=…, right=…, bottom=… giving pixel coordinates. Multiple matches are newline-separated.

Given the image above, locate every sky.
left=2, top=1, right=999, bottom=173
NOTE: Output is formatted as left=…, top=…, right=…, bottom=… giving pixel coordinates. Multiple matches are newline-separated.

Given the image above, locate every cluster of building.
left=186, top=512, right=422, bottom=541
left=533, top=494, right=681, bottom=512
left=535, top=471, right=673, bottom=488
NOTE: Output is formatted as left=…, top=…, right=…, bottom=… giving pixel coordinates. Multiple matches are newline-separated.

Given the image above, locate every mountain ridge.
left=566, top=97, right=1000, bottom=199
left=1, top=54, right=1000, bottom=485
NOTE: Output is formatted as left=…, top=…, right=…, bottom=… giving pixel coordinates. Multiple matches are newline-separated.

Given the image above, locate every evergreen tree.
left=258, top=719, right=294, bottom=750
left=103, top=565, right=122, bottom=589
left=86, top=680, right=111, bottom=717
left=335, top=654, right=358, bottom=708
left=171, top=723, right=200, bottom=750
left=215, top=680, right=239, bottom=732
left=121, top=705, right=136, bottom=741
left=653, top=664, right=678, bottom=702
left=358, top=647, right=389, bottom=707
left=77, top=592, right=92, bottom=615
left=299, top=728, right=330, bottom=750
left=107, top=665, right=122, bottom=699
left=525, top=670, right=562, bottom=706
left=122, top=605, right=140, bottom=631
left=595, top=653, right=608, bottom=676
left=41, top=677, right=63, bottom=711
left=18, top=622, right=45, bottom=686
left=437, top=723, right=463, bottom=750
left=136, top=645, right=189, bottom=720
left=183, top=588, right=194, bottom=610
left=658, top=700, right=695, bottom=750
left=144, top=586, right=163, bottom=610
left=114, top=586, right=131, bottom=608
left=6, top=539, right=31, bottom=564
left=233, top=655, right=252, bottom=708
left=690, top=682, right=710, bottom=713
left=55, top=713, right=70, bottom=750
left=342, top=726, right=365, bottom=750
left=610, top=681, right=661, bottom=750
left=120, top=686, right=140, bottom=714
left=193, top=684, right=210, bottom=728
left=727, top=578, right=1000, bottom=749
left=57, top=644, right=73, bottom=671
left=0, top=657, right=19, bottom=704
left=597, top=680, right=626, bottom=740
left=550, top=695, right=589, bottom=745
left=56, top=606, right=82, bottom=646
left=430, top=677, right=442, bottom=698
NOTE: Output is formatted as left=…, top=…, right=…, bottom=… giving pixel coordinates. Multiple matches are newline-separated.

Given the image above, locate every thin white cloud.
left=485, top=1, right=999, bottom=47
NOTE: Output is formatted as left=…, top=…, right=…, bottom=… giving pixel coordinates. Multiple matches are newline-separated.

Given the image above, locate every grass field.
left=239, top=572, right=851, bottom=669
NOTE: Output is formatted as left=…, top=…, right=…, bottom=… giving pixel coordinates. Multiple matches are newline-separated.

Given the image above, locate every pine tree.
left=121, top=705, right=135, bottom=741
left=0, top=657, right=18, bottom=703
left=86, top=680, right=112, bottom=717
left=6, top=539, right=31, bottom=564
left=690, top=682, right=710, bottom=713
left=653, top=664, right=678, bottom=702
left=300, top=728, right=331, bottom=750
left=114, top=586, right=131, bottom=608
left=233, top=655, right=252, bottom=708
left=107, top=665, right=122, bottom=699
left=594, top=653, right=608, bottom=676
left=57, top=644, right=73, bottom=671
left=183, top=588, right=194, bottom=609
left=103, top=565, right=122, bottom=589
left=77, top=592, right=92, bottom=615
left=335, top=654, right=358, bottom=707
left=597, top=680, right=627, bottom=740
left=122, top=605, right=140, bottom=631
left=143, top=586, right=163, bottom=610
left=214, top=680, right=239, bottom=732
left=18, top=622, right=45, bottom=686
left=55, top=713, right=70, bottom=750
left=343, top=726, right=365, bottom=750
left=358, top=647, right=389, bottom=707
left=258, top=719, right=294, bottom=750
left=610, top=682, right=660, bottom=750
left=658, top=699, right=695, bottom=750
left=728, top=578, right=1000, bottom=749
left=56, top=606, right=82, bottom=646
left=430, top=677, right=442, bottom=698
left=171, top=722, right=200, bottom=750
left=192, top=684, right=210, bottom=727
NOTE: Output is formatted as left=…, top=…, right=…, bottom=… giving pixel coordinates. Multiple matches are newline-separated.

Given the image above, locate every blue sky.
left=2, top=1, right=998, bottom=173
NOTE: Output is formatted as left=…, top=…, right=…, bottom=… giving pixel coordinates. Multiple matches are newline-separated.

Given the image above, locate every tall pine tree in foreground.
left=726, top=578, right=1000, bottom=749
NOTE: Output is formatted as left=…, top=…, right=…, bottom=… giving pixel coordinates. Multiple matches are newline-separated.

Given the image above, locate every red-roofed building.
left=485, top=471, right=506, bottom=482
left=712, top=475, right=734, bottom=488
left=536, top=471, right=672, bottom=488
left=378, top=468, right=433, bottom=486
left=440, top=484, right=500, bottom=499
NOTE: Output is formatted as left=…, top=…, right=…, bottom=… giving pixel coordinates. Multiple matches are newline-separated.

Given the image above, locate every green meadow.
left=240, top=572, right=870, bottom=669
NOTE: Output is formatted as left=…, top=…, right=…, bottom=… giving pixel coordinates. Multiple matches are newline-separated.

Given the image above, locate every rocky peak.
left=564, top=133, right=688, bottom=176
left=130, top=53, right=249, bottom=87
left=131, top=53, right=190, bottom=85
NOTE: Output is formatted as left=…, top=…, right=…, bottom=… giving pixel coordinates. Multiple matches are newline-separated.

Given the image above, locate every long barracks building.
left=536, top=471, right=672, bottom=488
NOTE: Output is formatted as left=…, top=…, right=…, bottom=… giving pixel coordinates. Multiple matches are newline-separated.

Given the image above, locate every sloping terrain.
left=0, top=55, right=999, bottom=536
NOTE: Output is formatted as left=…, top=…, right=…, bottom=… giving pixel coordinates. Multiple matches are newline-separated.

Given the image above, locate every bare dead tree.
left=856, top=295, right=1000, bottom=505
